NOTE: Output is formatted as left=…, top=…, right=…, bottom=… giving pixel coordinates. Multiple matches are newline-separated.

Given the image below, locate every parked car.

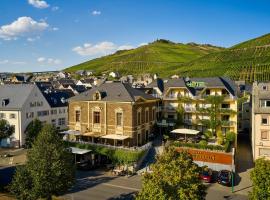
left=200, top=168, right=213, bottom=183
left=217, top=170, right=233, bottom=186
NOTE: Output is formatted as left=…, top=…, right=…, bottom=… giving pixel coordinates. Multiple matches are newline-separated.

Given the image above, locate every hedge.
left=64, top=141, right=145, bottom=164
left=173, top=141, right=225, bottom=151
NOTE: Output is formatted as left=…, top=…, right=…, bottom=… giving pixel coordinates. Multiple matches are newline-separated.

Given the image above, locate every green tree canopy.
left=136, top=147, right=206, bottom=200
left=10, top=124, right=75, bottom=200
left=25, top=119, right=43, bottom=148
left=0, top=119, right=14, bottom=143
left=249, top=158, right=270, bottom=200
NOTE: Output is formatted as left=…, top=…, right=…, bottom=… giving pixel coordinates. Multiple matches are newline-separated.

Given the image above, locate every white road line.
left=102, top=183, right=140, bottom=191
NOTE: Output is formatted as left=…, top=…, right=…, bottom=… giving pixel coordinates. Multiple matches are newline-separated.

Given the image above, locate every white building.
left=251, top=82, right=270, bottom=160
left=0, top=84, right=71, bottom=147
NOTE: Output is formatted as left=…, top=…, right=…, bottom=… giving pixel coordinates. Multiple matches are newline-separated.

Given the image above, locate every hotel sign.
left=176, top=147, right=233, bottom=165
left=186, top=81, right=205, bottom=88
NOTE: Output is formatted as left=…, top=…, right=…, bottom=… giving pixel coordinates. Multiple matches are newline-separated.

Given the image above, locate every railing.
left=66, top=139, right=153, bottom=152
left=163, top=106, right=177, bottom=112
left=221, top=120, right=235, bottom=126
left=183, top=119, right=192, bottom=124
left=184, top=106, right=196, bottom=112
left=164, top=94, right=181, bottom=100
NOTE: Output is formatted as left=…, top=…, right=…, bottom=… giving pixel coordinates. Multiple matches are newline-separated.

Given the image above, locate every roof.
left=0, top=84, right=36, bottom=110
left=69, top=82, right=157, bottom=102
left=171, top=128, right=200, bottom=135
left=161, top=77, right=237, bottom=97
left=36, top=82, right=75, bottom=107
left=70, top=147, right=91, bottom=155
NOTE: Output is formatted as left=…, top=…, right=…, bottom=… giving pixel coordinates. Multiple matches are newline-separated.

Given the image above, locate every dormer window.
left=93, top=91, right=101, bottom=100
left=263, top=85, right=268, bottom=91
left=2, top=98, right=9, bottom=107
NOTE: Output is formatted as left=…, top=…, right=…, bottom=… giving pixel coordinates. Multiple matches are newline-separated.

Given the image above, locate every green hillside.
left=66, top=34, right=270, bottom=82
left=176, top=34, right=270, bottom=82
left=66, top=40, right=223, bottom=77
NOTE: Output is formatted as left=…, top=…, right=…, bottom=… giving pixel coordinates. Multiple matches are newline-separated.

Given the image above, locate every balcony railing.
left=184, top=106, right=196, bottom=112
left=66, top=139, right=153, bottom=152
left=221, top=120, right=235, bottom=127
left=164, top=94, right=181, bottom=100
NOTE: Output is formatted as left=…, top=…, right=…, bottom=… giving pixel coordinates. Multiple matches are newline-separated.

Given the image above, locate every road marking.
left=102, top=183, right=140, bottom=191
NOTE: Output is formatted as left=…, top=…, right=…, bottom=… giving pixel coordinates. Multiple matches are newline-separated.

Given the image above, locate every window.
left=262, top=117, right=268, bottom=125
left=0, top=113, right=6, bottom=119
left=37, top=110, right=49, bottom=117
left=222, top=104, right=230, bottom=109
left=9, top=114, right=16, bottom=119
left=75, top=110, right=81, bottom=122
left=58, top=118, right=66, bottom=126
left=259, top=148, right=270, bottom=157
left=26, top=112, right=34, bottom=119
left=152, top=108, right=156, bottom=121
left=116, top=112, right=123, bottom=126
left=261, top=130, right=269, bottom=140
left=51, top=119, right=56, bottom=126
left=145, top=110, right=149, bottom=123
left=260, top=100, right=270, bottom=108
left=222, top=89, right=229, bottom=95
left=205, top=89, right=210, bottom=95
left=262, top=85, right=268, bottom=91
left=137, top=112, right=141, bottom=125
left=94, top=111, right=100, bottom=124
left=51, top=109, right=57, bottom=115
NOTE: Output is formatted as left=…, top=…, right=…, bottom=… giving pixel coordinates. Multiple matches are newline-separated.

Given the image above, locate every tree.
left=10, top=124, right=75, bottom=200
left=136, top=147, right=206, bottom=200
left=249, top=158, right=270, bottom=200
left=198, top=95, right=224, bottom=136
left=25, top=119, right=43, bottom=148
left=0, top=119, right=14, bottom=144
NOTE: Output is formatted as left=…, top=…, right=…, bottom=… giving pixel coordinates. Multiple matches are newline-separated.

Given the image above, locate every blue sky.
left=0, top=0, right=270, bottom=72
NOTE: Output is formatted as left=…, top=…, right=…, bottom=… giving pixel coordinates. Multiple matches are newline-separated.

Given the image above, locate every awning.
left=83, top=132, right=103, bottom=137
left=60, top=130, right=81, bottom=135
left=171, top=128, right=200, bottom=135
left=101, top=134, right=129, bottom=140
left=70, top=147, right=91, bottom=155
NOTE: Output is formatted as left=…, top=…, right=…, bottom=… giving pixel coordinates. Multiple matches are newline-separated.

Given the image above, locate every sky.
left=0, top=0, right=270, bottom=72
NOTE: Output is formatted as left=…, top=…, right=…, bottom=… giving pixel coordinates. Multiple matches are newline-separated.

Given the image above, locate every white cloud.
left=139, top=42, right=148, bottom=46
left=27, top=36, right=40, bottom=42
left=28, top=0, right=49, bottom=9
left=92, top=10, right=101, bottom=16
left=72, top=42, right=117, bottom=56
left=51, top=6, right=59, bottom=11
left=52, top=27, right=59, bottom=31
left=72, top=42, right=136, bottom=57
left=117, top=45, right=134, bottom=51
left=0, top=17, right=49, bottom=40
left=0, top=60, right=8, bottom=64
left=37, top=57, right=61, bottom=65
left=0, top=60, right=26, bottom=65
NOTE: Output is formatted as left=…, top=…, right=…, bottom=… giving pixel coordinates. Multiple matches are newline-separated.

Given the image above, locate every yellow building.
left=156, top=77, right=238, bottom=135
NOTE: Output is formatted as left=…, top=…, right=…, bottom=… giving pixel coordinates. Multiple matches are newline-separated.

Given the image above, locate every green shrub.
left=64, top=141, right=145, bottom=164
left=173, top=141, right=224, bottom=151
left=217, top=131, right=224, bottom=145
left=198, top=140, right=208, bottom=146
left=224, top=141, right=231, bottom=152
left=203, top=130, right=213, bottom=141
left=226, top=132, right=236, bottom=142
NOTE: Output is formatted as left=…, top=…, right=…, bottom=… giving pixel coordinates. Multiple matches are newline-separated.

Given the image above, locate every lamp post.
left=231, top=147, right=235, bottom=193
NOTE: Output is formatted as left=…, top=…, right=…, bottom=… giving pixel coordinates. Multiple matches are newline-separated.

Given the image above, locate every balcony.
left=163, top=106, right=177, bottom=112
left=183, top=119, right=192, bottom=125
left=184, top=106, right=196, bottom=112
left=221, top=120, right=235, bottom=127
left=164, top=94, right=181, bottom=100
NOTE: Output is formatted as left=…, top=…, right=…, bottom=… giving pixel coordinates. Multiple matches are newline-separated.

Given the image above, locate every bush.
left=203, top=130, right=213, bottom=141
left=173, top=141, right=224, bottom=151
left=64, top=141, right=145, bottom=164
left=198, top=140, right=208, bottom=146
left=226, top=132, right=236, bottom=142
left=217, top=131, right=224, bottom=145
left=224, top=141, right=231, bottom=152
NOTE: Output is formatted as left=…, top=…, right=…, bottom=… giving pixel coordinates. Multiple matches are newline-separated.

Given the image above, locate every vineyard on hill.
left=66, top=34, right=270, bottom=82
